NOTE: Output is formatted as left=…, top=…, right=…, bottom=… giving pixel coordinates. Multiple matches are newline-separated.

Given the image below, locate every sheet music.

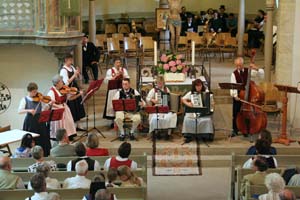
left=191, top=93, right=203, bottom=108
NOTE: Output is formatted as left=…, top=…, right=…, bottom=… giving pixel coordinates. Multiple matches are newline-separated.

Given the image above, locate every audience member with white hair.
left=259, top=173, right=285, bottom=200
left=25, top=173, right=48, bottom=200
left=28, top=145, right=56, bottom=172
left=0, top=156, right=25, bottom=189
left=28, top=163, right=60, bottom=190
left=63, top=159, right=91, bottom=189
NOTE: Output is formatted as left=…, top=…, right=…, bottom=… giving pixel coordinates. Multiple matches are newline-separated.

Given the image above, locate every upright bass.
left=236, top=64, right=267, bottom=135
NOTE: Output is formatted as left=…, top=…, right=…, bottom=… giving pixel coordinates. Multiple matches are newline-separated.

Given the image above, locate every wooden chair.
left=105, top=24, right=117, bottom=34
left=204, top=33, right=222, bottom=61
left=118, top=24, right=130, bottom=34
left=192, top=36, right=207, bottom=58
left=123, top=37, right=139, bottom=67
left=96, top=34, right=108, bottom=70
left=177, top=36, right=188, bottom=59
left=140, top=37, right=154, bottom=65
left=220, top=37, right=237, bottom=61
left=106, top=37, right=123, bottom=68
left=0, top=125, right=12, bottom=156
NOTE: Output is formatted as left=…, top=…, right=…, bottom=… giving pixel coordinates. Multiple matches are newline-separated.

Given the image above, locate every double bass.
left=236, top=65, right=267, bottom=135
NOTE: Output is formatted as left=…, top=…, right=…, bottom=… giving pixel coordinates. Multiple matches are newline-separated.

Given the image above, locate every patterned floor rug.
left=152, top=138, right=202, bottom=176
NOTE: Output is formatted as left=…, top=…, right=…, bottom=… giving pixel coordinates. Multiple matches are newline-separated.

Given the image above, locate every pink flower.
left=169, top=60, right=176, bottom=67
left=181, top=62, right=186, bottom=66
left=176, top=59, right=182, bottom=65
left=163, top=64, right=170, bottom=70
left=176, top=54, right=183, bottom=60
left=160, top=54, right=168, bottom=63
left=182, top=67, right=188, bottom=73
left=170, top=66, right=177, bottom=72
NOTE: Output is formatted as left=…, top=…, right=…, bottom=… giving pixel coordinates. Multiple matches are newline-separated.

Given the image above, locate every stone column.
left=276, top=0, right=300, bottom=129
left=159, top=0, right=170, bottom=51
left=237, top=0, right=245, bottom=56
left=74, top=42, right=82, bottom=69
left=89, top=0, right=96, bottom=44
left=264, top=0, right=275, bottom=82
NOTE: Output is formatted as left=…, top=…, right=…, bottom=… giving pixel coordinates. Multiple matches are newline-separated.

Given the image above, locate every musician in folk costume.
left=18, top=82, right=51, bottom=156
left=181, top=79, right=214, bottom=143
left=103, top=58, right=129, bottom=125
left=47, top=75, right=77, bottom=140
left=230, top=57, right=263, bottom=137
left=59, top=54, right=86, bottom=131
left=113, top=78, right=145, bottom=141
left=146, top=76, right=177, bottom=140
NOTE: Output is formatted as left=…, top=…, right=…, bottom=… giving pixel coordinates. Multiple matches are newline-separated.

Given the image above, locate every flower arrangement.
left=156, top=52, right=189, bottom=74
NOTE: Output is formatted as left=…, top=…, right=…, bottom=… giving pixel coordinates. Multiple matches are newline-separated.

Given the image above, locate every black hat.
left=220, top=5, right=225, bottom=10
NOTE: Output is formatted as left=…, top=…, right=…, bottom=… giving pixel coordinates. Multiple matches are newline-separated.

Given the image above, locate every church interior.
left=1, top=0, right=300, bottom=199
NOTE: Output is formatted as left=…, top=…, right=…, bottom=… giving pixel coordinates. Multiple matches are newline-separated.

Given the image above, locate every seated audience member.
left=240, top=156, right=269, bottom=197
left=246, top=129, right=277, bottom=155
left=83, top=174, right=108, bottom=200
left=86, top=133, right=109, bottom=156
left=117, top=165, right=143, bottom=187
left=47, top=192, right=61, bottom=200
left=288, top=174, right=300, bottom=186
left=259, top=173, right=285, bottom=200
left=226, top=13, right=238, bottom=37
left=13, top=133, right=35, bottom=158
left=243, top=139, right=278, bottom=169
left=182, top=15, right=197, bottom=34
left=67, top=142, right=100, bottom=171
left=209, top=11, right=223, bottom=33
left=279, top=189, right=296, bottom=200
left=0, top=156, right=25, bottom=189
left=63, top=160, right=91, bottom=189
left=95, top=189, right=117, bottom=200
left=104, top=142, right=137, bottom=170
left=28, top=164, right=60, bottom=190
left=28, top=145, right=56, bottom=172
left=282, top=167, right=299, bottom=185
left=25, top=173, right=48, bottom=200
left=50, top=128, right=76, bottom=157
left=107, top=168, right=119, bottom=187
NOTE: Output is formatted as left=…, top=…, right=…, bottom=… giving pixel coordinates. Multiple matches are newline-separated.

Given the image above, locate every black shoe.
left=110, top=123, right=114, bottom=129
left=243, top=133, right=249, bottom=137
left=184, top=137, right=193, bottom=143
left=164, top=134, right=170, bottom=140
left=76, top=127, right=86, bottom=132
left=119, top=135, right=125, bottom=141
left=130, top=134, right=135, bottom=141
left=156, top=133, right=161, bottom=140
left=230, top=131, right=238, bottom=137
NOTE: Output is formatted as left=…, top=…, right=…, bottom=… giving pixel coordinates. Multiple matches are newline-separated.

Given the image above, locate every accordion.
left=189, top=92, right=214, bottom=115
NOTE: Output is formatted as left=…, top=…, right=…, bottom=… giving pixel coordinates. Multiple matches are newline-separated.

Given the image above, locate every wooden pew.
left=235, top=167, right=283, bottom=200
left=0, top=187, right=147, bottom=200
left=11, top=154, right=147, bottom=172
left=12, top=170, right=147, bottom=186
left=245, top=184, right=300, bottom=200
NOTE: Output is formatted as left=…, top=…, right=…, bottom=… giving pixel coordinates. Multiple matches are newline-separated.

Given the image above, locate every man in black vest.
left=66, top=142, right=100, bottom=171
left=113, top=78, right=145, bottom=141
left=82, top=35, right=100, bottom=84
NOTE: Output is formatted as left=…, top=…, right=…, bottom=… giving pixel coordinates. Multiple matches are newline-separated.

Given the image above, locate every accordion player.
left=181, top=79, right=214, bottom=143
left=146, top=76, right=177, bottom=140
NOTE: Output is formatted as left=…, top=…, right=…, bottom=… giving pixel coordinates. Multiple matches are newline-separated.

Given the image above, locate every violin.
left=59, top=85, right=78, bottom=95
left=32, top=92, right=51, bottom=103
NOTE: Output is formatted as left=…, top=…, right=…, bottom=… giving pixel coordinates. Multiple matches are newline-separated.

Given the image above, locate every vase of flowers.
left=156, top=52, right=188, bottom=82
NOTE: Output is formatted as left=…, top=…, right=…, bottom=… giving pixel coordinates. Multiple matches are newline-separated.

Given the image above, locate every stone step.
left=214, top=96, right=232, bottom=104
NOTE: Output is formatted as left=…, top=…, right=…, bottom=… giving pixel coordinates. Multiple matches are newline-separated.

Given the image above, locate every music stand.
left=274, top=84, right=299, bottom=145
left=183, top=106, right=210, bottom=146
left=218, top=82, right=245, bottom=90
left=79, top=79, right=105, bottom=141
left=111, top=99, right=138, bottom=142
left=145, top=106, right=169, bottom=140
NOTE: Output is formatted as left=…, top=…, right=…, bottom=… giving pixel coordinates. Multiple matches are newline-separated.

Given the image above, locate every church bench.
left=12, top=170, right=147, bottom=186
left=235, top=167, right=283, bottom=200
left=11, top=154, right=147, bottom=172
left=0, top=187, right=147, bottom=200
left=244, top=184, right=300, bottom=200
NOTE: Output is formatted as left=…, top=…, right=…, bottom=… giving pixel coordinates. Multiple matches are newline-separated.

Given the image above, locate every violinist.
left=18, top=82, right=51, bottom=156
left=113, top=78, right=145, bottom=141
left=103, top=58, right=130, bottom=126
left=230, top=57, right=263, bottom=137
left=60, top=54, right=86, bottom=131
left=146, top=76, right=177, bottom=140
left=47, top=75, right=76, bottom=140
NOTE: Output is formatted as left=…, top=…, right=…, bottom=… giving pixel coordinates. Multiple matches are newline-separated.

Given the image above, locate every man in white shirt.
left=63, top=160, right=91, bottom=189
left=25, top=173, right=49, bottom=200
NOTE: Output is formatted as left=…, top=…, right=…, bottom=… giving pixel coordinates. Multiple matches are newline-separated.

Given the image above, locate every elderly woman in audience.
left=117, top=165, right=143, bottom=187
left=63, top=160, right=91, bottom=189
left=13, top=133, right=35, bottom=158
left=243, top=139, right=278, bottom=169
left=86, top=133, right=109, bottom=156
left=28, top=145, right=56, bottom=172
left=67, top=142, right=100, bottom=171
left=246, top=129, right=277, bottom=155
left=25, top=173, right=48, bottom=200
left=28, top=163, right=60, bottom=190
left=259, top=173, right=285, bottom=200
